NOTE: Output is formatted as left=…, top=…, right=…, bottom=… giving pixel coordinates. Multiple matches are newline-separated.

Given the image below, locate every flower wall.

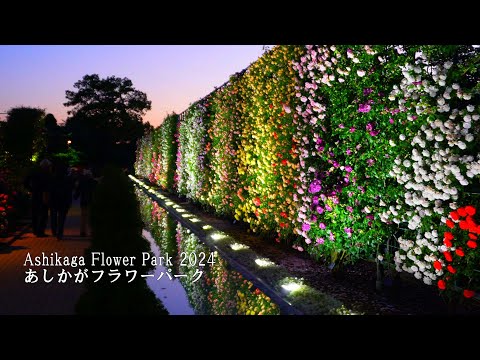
left=235, top=46, right=303, bottom=238
left=134, top=45, right=480, bottom=299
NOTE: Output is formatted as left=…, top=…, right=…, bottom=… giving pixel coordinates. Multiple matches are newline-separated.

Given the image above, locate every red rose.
left=468, top=233, right=478, bottom=240
left=444, top=238, right=452, bottom=247
left=447, top=265, right=456, bottom=274
left=463, top=289, right=475, bottom=299
left=444, top=232, right=454, bottom=241
left=253, top=197, right=261, bottom=207
left=281, top=159, right=288, bottom=166
left=444, top=251, right=453, bottom=262
left=465, top=205, right=476, bottom=216
left=280, top=212, right=288, bottom=218
left=467, top=240, right=477, bottom=249
left=450, top=211, right=459, bottom=221
left=446, top=219, right=455, bottom=229
left=438, top=280, right=446, bottom=290
left=457, top=207, right=467, bottom=217
left=459, top=220, right=469, bottom=230
left=455, top=248, right=465, bottom=257
left=433, top=260, right=443, bottom=270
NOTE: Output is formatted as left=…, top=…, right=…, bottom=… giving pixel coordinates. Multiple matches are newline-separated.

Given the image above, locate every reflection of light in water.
left=231, top=243, right=250, bottom=251
left=281, top=282, right=302, bottom=292
left=142, top=230, right=195, bottom=315
left=255, top=258, right=275, bottom=267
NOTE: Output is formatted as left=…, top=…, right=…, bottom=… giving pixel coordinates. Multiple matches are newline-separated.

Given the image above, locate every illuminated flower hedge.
left=383, top=48, right=480, bottom=291
left=176, top=103, right=209, bottom=201
left=134, top=45, right=480, bottom=296
left=292, top=45, right=417, bottom=263
left=205, top=74, right=244, bottom=216
left=235, top=45, right=303, bottom=239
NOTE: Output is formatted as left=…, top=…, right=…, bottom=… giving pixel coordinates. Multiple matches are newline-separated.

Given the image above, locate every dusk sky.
left=0, top=45, right=268, bottom=127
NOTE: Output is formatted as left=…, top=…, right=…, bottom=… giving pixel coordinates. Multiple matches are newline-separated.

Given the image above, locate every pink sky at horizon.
left=0, top=45, right=269, bottom=127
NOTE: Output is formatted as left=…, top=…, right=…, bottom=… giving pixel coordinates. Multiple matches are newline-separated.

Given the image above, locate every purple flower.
left=357, top=186, right=365, bottom=193
left=332, top=197, right=339, bottom=205
left=358, top=104, right=372, bottom=113
left=389, top=118, right=394, bottom=124
left=302, top=223, right=311, bottom=232
left=316, top=206, right=324, bottom=214
left=367, top=158, right=375, bottom=166
left=339, top=123, right=345, bottom=129
left=412, top=115, right=417, bottom=120
left=344, top=177, right=350, bottom=183
left=369, top=130, right=380, bottom=136
left=332, top=161, right=339, bottom=168
left=325, top=204, right=332, bottom=211
left=346, top=206, right=353, bottom=213
left=346, top=148, right=352, bottom=156
left=345, top=165, right=353, bottom=173
left=312, top=196, right=319, bottom=205
left=310, top=215, right=317, bottom=222
left=308, top=180, right=322, bottom=194
left=319, top=223, right=326, bottom=230
left=355, top=144, right=362, bottom=151
left=344, top=227, right=353, bottom=233
left=316, top=237, right=325, bottom=245
left=348, top=192, right=353, bottom=197
left=366, top=123, right=373, bottom=131
left=366, top=214, right=374, bottom=220
left=349, top=127, right=356, bottom=133
left=413, top=81, right=422, bottom=85
left=363, top=88, right=373, bottom=96
left=329, top=232, right=335, bottom=241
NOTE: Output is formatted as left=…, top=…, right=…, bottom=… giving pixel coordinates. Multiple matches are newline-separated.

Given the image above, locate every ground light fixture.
left=230, top=243, right=250, bottom=251
left=189, top=217, right=201, bottom=223
left=181, top=213, right=192, bottom=218
left=255, top=258, right=275, bottom=267
left=202, top=225, right=213, bottom=230
left=210, top=232, right=227, bottom=241
left=281, top=281, right=303, bottom=292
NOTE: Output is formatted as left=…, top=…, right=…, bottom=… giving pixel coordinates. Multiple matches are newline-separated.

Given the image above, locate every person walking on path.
left=74, top=168, right=97, bottom=237
left=50, top=161, right=75, bottom=240
left=24, top=159, right=53, bottom=237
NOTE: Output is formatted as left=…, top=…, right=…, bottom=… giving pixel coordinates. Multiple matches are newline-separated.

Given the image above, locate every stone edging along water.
left=129, top=175, right=361, bottom=315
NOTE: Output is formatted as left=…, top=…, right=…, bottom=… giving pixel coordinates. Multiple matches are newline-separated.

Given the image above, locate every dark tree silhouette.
left=4, top=106, right=46, bottom=164
left=64, top=74, right=152, bottom=171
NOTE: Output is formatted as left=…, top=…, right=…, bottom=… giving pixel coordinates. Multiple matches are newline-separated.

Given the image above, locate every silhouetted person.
left=74, top=168, right=96, bottom=237
left=50, top=161, right=75, bottom=240
left=24, top=159, right=52, bottom=237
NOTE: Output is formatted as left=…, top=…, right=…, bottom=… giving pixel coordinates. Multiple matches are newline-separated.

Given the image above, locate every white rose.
left=452, top=83, right=460, bottom=90
left=399, top=134, right=406, bottom=141
left=463, top=93, right=471, bottom=100
left=357, top=69, right=365, bottom=76
left=467, top=105, right=475, bottom=112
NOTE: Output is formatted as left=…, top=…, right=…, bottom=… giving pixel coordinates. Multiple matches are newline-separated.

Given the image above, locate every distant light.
left=67, top=140, right=72, bottom=145
left=282, top=282, right=302, bottom=292
left=165, top=201, right=174, bottom=206
left=181, top=213, right=192, bottom=218
left=231, top=243, right=250, bottom=251
left=255, top=258, right=275, bottom=267
left=190, top=218, right=201, bottom=223
left=202, top=225, right=212, bottom=230
left=176, top=208, right=186, bottom=213
left=211, top=233, right=226, bottom=241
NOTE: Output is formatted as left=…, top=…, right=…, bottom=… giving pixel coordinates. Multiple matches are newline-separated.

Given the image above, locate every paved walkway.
left=0, top=199, right=91, bottom=315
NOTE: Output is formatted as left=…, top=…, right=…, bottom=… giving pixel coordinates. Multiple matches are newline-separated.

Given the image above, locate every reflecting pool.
left=137, top=189, right=281, bottom=315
